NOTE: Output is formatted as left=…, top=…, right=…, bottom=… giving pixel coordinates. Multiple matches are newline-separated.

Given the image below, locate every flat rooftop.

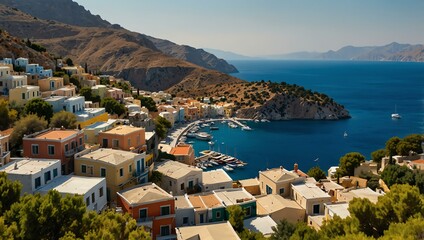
left=238, top=178, right=259, bottom=187
left=0, top=158, right=60, bottom=175
left=155, top=160, right=202, bottom=179
left=292, top=182, right=331, bottom=199
left=188, top=192, right=223, bottom=210
left=340, top=187, right=383, bottom=204
left=260, top=167, right=299, bottom=182
left=214, top=188, right=255, bottom=207
left=102, top=125, right=144, bottom=135
left=37, top=175, right=104, bottom=195
left=33, top=129, right=80, bottom=140
left=77, top=148, right=138, bottom=165
left=244, top=216, right=277, bottom=236
left=170, top=145, right=191, bottom=155
left=176, top=221, right=240, bottom=240
left=324, top=202, right=350, bottom=219
left=145, top=132, right=155, bottom=141
left=118, top=183, right=172, bottom=205
left=202, top=169, right=232, bottom=185
left=85, top=119, right=117, bottom=130
left=256, top=194, right=303, bottom=215
left=174, top=195, right=193, bottom=209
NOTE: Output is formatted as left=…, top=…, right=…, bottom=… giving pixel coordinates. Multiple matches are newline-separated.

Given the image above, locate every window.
left=86, top=197, right=90, bottom=206
left=81, top=165, right=87, bottom=173
left=35, top=177, right=41, bottom=189
left=79, top=137, right=82, bottom=146
left=313, top=204, right=320, bottom=214
left=31, top=144, right=39, bottom=155
left=266, top=185, right=272, bottom=194
left=91, top=192, right=95, bottom=203
left=169, top=181, right=172, bottom=186
left=183, top=217, right=188, bottom=225
left=216, top=211, right=221, bottom=219
left=139, top=208, right=147, bottom=219
left=100, top=168, right=106, bottom=177
left=200, top=214, right=204, bottom=223
left=65, top=144, right=69, bottom=152
left=180, top=183, right=184, bottom=190
left=129, top=164, right=132, bottom=173
left=245, top=206, right=252, bottom=217
left=119, top=168, right=123, bottom=177
left=160, top=226, right=170, bottom=236
left=160, top=206, right=170, bottom=216
left=188, top=180, right=193, bottom=189
left=99, top=187, right=104, bottom=197
left=112, top=139, right=119, bottom=148
left=21, top=93, right=25, bottom=99
left=128, top=138, right=131, bottom=147
left=48, top=145, right=55, bottom=155
left=44, top=171, right=51, bottom=184
left=53, top=168, right=58, bottom=178
left=279, top=188, right=285, bottom=195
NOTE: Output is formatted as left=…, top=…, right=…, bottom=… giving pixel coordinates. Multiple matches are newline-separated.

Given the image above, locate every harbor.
left=194, top=150, right=248, bottom=172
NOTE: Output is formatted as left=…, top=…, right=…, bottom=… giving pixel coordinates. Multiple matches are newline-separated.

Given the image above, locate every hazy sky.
left=74, top=0, right=424, bottom=56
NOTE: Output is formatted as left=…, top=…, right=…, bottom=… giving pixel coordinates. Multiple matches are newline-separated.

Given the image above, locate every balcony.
left=0, top=151, right=10, bottom=166
left=65, top=145, right=85, bottom=157
left=136, top=217, right=154, bottom=228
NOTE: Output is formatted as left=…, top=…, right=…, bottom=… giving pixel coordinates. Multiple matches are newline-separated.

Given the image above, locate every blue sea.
left=191, top=60, right=424, bottom=180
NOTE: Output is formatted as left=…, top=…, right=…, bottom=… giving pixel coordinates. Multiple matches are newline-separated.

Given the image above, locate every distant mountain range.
left=207, top=43, right=424, bottom=62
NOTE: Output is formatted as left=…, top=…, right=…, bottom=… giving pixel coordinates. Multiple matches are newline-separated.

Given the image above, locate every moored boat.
left=223, top=165, right=234, bottom=171
left=195, top=132, right=212, bottom=141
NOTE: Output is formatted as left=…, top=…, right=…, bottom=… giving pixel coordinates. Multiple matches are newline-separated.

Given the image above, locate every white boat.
left=254, top=119, right=259, bottom=123
left=391, top=105, right=401, bottom=119
left=186, top=132, right=197, bottom=138
left=210, top=160, right=219, bottom=166
left=208, top=141, right=215, bottom=145
left=227, top=163, right=237, bottom=168
left=241, top=126, right=253, bottom=131
left=195, top=132, right=212, bottom=141
left=343, top=131, right=348, bottom=138
left=223, top=165, right=234, bottom=171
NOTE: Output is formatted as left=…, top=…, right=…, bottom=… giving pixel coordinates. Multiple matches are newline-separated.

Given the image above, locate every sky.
left=74, top=0, right=424, bottom=56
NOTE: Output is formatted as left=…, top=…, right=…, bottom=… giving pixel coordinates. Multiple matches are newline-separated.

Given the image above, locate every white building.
left=202, top=169, right=232, bottom=192
left=0, top=158, right=62, bottom=195
left=37, top=175, right=107, bottom=212
left=174, top=194, right=195, bottom=227
left=0, top=58, right=12, bottom=65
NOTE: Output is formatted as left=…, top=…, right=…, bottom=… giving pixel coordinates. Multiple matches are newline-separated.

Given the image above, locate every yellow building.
left=9, top=85, right=41, bottom=106
left=75, top=108, right=109, bottom=129
left=38, top=77, right=64, bottom=92
left=259, top=167, right=303, bottom=197
left=74, top=148, right=148, bottom=203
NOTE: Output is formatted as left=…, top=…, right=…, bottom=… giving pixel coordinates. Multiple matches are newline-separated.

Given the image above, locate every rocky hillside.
left=168, top=81, right=350, bottom=120
left=0, top=29, right=55, bottom=69
left=0, top=0, right=237, bottom=73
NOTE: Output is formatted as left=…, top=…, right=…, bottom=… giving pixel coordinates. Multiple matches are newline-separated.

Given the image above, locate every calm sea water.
left=191, top=60, right=424, bottom=180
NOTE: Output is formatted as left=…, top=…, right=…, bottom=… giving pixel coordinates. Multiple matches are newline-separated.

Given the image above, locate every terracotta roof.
left=170, top=145, right=192, bottom=155
left=412, top=159, right=424, bottom=164
left=0, top=128, right=13, bottom=137
left=34, top=130, right=80, bottom=140
left=118, top=183, right=173, bottom=205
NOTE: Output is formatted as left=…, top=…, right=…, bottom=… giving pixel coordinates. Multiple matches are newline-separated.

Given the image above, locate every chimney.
left=294, top=163, right=298, bottom=172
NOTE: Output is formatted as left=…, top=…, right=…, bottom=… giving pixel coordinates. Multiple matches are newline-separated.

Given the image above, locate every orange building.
left=98, top=125, right=146, bottom=152
left=117, top=183, right=176, bottom=239
left=23, top=128, right=85, bottom=174
left=170, top=143, right=195, bottom=165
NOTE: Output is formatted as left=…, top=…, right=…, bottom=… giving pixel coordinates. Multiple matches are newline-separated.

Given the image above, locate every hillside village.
left=0, top=56, right=424, bottom=240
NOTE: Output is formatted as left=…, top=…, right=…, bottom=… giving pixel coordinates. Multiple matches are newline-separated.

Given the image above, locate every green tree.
left=270, top=219, right=296, bottom=240
left=0, top=172, right=22, bottom=214
left=289, top=223, right=320, bottom=240
left=307, top=166, right=327, bottom=181
left=154, top=116, right=172, bottom=140
left=0, top=99, right=17, bottom=130
left=371, top=149, right=386, bottom=164
left=10, top=114, right=48, bottom=150
left=385, top=137, right=401, bottom=157
left=24, top=98, right=53, bottom=122
left=338, top=152, right=365, bottom=177
left=227, top=205, right=245, bottom=233
left=79, top=86, right=93, bottom=100
left=332, top=232, right=375, bottom=240
left=135, top=95, right=158, bottom=112
left=380, top=165, right=415, bottom=188
left=319, top=216, right=360, bottom=239
left=396, top=140, right=415, bottom=156
left=239, top=229, right=266, bottom=240
left=69, top=76, right=80, bottom=89
left=0, top=217, right=17, bottom=240
left=50, top=111, right=77, bottom=129
left=101, top=97, right=126, bottom=116
left=149, top=171, right=163, bottom=185
left=348, top=198, right=381, bottom=237
left=380, top=217, right=424, bottom=240
left=402, top=134, right=424, bottom=154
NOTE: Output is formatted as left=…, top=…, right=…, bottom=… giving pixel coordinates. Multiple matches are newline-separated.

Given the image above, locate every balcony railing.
left=65, top=145, right=85, bottom=157
left=136, top=217, right=154, bottom=228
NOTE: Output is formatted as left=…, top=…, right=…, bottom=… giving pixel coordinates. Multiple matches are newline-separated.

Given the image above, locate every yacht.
left=195, top=132, right=212, bottom=141
left=391, top=105, right=401, bottom=119
left=241, top=126, right=252, bottom=131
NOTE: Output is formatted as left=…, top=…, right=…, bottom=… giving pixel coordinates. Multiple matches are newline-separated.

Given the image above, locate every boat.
left=227, top=163, right=237, bottom=168
left=186, top=132, right=197, bottom=138
left=228, top=122, right=238, bottom=128
left=223, top=165, right=234, bottom=171
left=254, top=119, right=259, bottom=123
left=208, top=141, right=215, bottom=146
left=237, top=163, right=245, bottom=168
left=197, top=163, right=207, bottom=170
left=260, top=119, right=270, bottom=122
left=195, top=132, right=212, bottom=141
left=391, top=105, right=401, bottom=119
left=241, top=126, right=253, bottom=131
left=210, top=126, right=219, bottom=130
left=210, top=160, right=219, bottom=166
left=343, top=131, right=348, bottom=138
